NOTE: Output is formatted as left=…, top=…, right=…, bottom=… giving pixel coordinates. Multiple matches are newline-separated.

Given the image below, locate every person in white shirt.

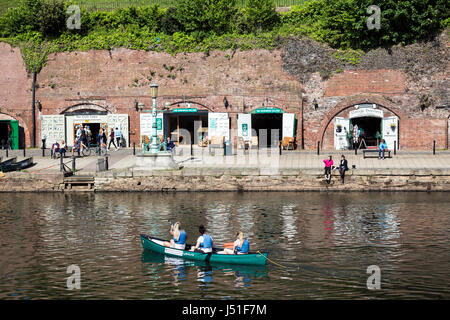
left=114, top=127, right=122, bottom=149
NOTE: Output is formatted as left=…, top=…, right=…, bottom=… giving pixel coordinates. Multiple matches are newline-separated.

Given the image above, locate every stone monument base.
left=134, top=152, right=179, bottom=170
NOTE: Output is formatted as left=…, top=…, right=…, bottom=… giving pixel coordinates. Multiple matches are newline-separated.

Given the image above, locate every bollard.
left=105, top=156, right=109, bottom=171
left=72, top=157, right=76, bottom=172
left=191, top=142, right=193, bottom=156
left=23, top=148, right=26, bottom=157
left=394, top=141, right=397, bottom=155
left=5, top=148, right=8, bottom=158
left=433, top=140, right=436, bottom=155
left=60, top=155, right=64, bottom=172
left=354, top=144, right=358, bottom=155
left=133, top=142, right=136, bottom=156
left=317, top=141, right=320, bottom=155
left=279, top=143, right=282, bottom=155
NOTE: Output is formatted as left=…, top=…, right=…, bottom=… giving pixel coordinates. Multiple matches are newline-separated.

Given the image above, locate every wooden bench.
left=363, top=149, right=391, bottom=159
left=209, top=136, right=225, bottom=154
left=64, top=176, right=95, bottom=190
left=280, top=137, right=295, bottom=150
left=250, top=136, right=259, bottom=149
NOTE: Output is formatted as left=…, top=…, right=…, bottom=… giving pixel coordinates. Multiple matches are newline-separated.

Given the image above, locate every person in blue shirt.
left=378, top=139, right=388, bottom=160
left=163, top=222, right=187, bottom=250
left=218, top=232, right=250, bottom=255
left=190, top=225, right=213, bottom=253
left=234, top=232, right=249, bottom=255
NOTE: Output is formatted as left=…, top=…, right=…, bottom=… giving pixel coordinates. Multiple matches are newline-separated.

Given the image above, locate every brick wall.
left=324, top=70, right=406, bottom=97
left=400, top=118, right=447, bottom=150
left=0, top=42, right=448, bottom=150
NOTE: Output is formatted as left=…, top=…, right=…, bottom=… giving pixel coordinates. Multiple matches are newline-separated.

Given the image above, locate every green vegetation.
left=0, top=0, right=309, bottom=14
left=0, top=0, right=448, bottom=73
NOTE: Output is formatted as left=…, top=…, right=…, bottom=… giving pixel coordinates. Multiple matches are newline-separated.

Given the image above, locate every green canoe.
left=140, top=234, right=268, bottom=266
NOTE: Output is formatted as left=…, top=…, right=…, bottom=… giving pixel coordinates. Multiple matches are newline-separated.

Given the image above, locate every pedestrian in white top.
left=114, top=127, right=122, bottom=149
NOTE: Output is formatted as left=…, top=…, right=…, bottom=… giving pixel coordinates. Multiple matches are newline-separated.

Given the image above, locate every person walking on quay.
left=108, top=129, right=117, bottom=151
left=378, top=139, right=388, bottom=160
left=114, top=127, right=122, bottom=149
left=190, top=225, right=213, bottom=253
left=85, top=125, right=92, bottom=145
left=323, top=155, right=334, bottom=183
left=338, top=154, right=349, bottom=184
left=6, top=124, right=12, bottom=150
left=163, top=222, right=187, bottom=250
left=97, top=128, right=107, bottom=152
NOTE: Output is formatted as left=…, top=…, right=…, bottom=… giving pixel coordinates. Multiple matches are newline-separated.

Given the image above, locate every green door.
left=10, top=120, right=19, bottom=150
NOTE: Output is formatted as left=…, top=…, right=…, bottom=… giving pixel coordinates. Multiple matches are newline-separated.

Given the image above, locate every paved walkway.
left=2, top=146, right=450, bottom=174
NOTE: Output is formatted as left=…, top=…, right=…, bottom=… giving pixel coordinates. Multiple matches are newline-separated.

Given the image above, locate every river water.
left=0, top=192, right=449, bottom=300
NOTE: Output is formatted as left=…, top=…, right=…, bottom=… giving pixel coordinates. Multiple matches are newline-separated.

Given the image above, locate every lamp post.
left=150, top=84, right=160, bottom=154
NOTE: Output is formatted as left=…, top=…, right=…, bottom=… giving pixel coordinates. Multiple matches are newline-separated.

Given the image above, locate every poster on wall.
left=237, top=114, right=252, bottom=141
left=282, top=113, right=296, bottom=138
left=334, top=117, right=350, bottom=150
left=382, top=116, right=398, bottom=150
left=40, top=115, right=65, bottom=146
left=140, top=113, right=164, bottom=142
left=208, top=113, right=229, bottom=141
left=107, top=114, right=129, bottom=147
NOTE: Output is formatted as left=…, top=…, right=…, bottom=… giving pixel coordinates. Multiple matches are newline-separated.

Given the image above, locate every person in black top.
left=166, top=136, right=175, bottom=153
left=338, top=154, right=349, bottom=184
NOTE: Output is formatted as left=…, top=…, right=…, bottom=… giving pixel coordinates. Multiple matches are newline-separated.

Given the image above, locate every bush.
left=0, top=0, right=66, bottom=37
left=174, top=0, right=237, bottom=35
left=0, top=6, right=30, bottom=37
left=243, top=0, right=280, bottom=33
left=160, top=7, right=182, bottom=35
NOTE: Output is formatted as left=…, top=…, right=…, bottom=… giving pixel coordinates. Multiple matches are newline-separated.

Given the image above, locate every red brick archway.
left=316, top=94, right=407, bottom=149
left=0, top=111, right=30, bottom=148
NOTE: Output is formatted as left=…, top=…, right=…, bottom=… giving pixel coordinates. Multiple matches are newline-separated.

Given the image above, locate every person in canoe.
left=190, top=225, right=213, bottom=253
left=163, top=222, right=187, bottom=250
left=219, top=232, right=249, bottom=255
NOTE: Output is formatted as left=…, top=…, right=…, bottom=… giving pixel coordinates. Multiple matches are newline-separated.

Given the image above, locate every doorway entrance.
left=73, top=122, right=107, bottom=146
left=251, top=114, right=283, bottom=147
left=350, top=117, right=382, bottom=148
left=0, top=120, right=22, bottom=149
left=167, top=112, right=208, bottom=145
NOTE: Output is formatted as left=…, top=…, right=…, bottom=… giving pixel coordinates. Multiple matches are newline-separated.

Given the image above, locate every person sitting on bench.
left=51, top=142, right=60, bottom=159
left=59, top=140, right=67, bottom=158
left=378, top=139, right=388, bottom=160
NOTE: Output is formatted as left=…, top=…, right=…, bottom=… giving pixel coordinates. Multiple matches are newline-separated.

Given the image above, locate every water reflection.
left=141, top=251, right=268, bottom=290
left=0, top=192, right=449, bottom=299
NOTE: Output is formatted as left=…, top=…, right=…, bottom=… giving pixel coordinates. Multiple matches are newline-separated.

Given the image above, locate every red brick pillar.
left=230, top=113, right=238, bottom=149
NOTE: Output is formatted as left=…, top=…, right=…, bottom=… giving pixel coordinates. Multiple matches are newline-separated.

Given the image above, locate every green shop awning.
left=172, top=108, right=198, bottom=113
left=251, top=107, right=284, bottom=114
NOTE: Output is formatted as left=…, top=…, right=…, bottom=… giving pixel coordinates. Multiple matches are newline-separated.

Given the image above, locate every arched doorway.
left=317, top=95, right=406, bottom=151
left=0, top=113, right=27, bottom=149
left=41, top=104, right=130, bottom=148
left=333, top=104, right=398, bottom=150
